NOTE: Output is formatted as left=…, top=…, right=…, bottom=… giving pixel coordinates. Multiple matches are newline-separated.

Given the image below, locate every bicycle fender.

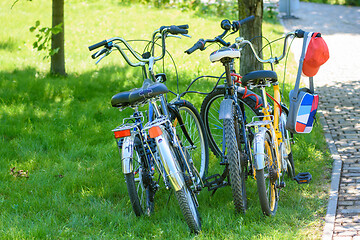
left=121, top=136, right=135, bottom=174
left=219, top=99, right=234, bottom=120
left=153, top=126, right=185, bottom=191
left=253, top=127, right=268, bottom=170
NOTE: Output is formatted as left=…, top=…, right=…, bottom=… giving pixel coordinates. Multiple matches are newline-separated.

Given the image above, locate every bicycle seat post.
left=221, top=58, right=235, bottom=95
left=259, top=86, right=269, bottom=114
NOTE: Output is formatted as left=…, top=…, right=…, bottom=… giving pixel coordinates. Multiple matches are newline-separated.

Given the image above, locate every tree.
left=237, top=0, right=263, bottom=76
left=13, top=0, right=66, bottom=76
left=51, top=0, right=66, bottom=76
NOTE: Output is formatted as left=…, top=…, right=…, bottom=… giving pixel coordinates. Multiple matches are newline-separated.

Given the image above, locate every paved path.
left=279, top=2, right=360, bottom=239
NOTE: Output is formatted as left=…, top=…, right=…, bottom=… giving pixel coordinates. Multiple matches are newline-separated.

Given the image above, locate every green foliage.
left=302, top=0, right=360, bottom=6
left=29, top=21, right=63, bottom=59
left=1, top=1, right=332, bottom=238
left=345, top=0, right=360, bottom=5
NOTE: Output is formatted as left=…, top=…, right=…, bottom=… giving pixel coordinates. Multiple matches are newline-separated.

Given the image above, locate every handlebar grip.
left=295, top=29, right=322, bottom=38
left=177, top=24, right=189, bottom=30
left=168, top=25, right=188, bottom=35
left=185, top=39, right=205, bottom=54
left=233, top=15, right=255, bottom=30
left=295, top=29, right=305, bottom=38
left=88, top=40, right=107, bottom=51
left=238, top=15, right=255, bottom=25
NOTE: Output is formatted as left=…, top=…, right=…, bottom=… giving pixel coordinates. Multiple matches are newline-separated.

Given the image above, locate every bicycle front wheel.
left=256, top=132, right=278, bottom=216
left=175, top=186, right=202, bottom=233
left=171, top=100, right=209, bottom=181
left=224, top=105, right=246, bottom=213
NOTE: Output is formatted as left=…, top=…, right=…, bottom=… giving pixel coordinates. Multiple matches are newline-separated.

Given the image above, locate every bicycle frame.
left=217, top=58, right=253, bottom=164
left=249, top=84, right=283, bottom=174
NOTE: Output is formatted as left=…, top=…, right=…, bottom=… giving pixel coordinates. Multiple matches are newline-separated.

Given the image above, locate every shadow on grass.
left=0, top=65, right=332, bottom=239
left=0, top=37, right=18, bottom=51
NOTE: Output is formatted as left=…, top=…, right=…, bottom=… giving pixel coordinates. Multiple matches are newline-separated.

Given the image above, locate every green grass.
left=1, top=1, right=332, bottom=239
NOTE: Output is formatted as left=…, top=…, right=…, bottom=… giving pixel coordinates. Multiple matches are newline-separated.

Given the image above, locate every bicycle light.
left=114, top=129, right=131, bottom=139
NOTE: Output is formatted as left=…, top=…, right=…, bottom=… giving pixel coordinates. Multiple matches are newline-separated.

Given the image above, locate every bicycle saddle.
left=209, top=47, right=240, bottom=63
left=111, top=79, right=169, bottom=108
left=241, top=70, right=278, bottom=87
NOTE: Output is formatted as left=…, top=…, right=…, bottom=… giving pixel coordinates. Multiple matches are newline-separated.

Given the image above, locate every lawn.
left=1, top=1, right=332, bottom=239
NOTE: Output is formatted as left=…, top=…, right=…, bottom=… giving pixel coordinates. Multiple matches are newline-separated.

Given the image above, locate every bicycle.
left=88, top=24, right=209, bottom=232
left=185, top=17, right=308, bottom=215
left=184, top=16, right=263, bottom=214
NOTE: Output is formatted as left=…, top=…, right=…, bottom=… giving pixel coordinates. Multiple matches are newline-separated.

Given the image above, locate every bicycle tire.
left=256, top=132, right=278, bottom=216
left=280, top=111, right=295, bottom=179
left=175, top=186, right=202, bottom=233
left=166, top=132, right=202, bottom=233
left=124, top=138, right=155, bottom=216
left=224, top=105, right=246, bottom=213
left=200, top=87, right=263, bottom=157
left=287, top=152, right=295, bottom=179
left=171, top=100, right=209, bottom=181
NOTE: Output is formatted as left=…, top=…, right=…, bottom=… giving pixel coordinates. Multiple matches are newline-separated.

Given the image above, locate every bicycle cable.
left=281, top=36, right=295, bottom=100
left=125, top=39, right=180, bottom=95
left=178, top=72, right=226, bottom=98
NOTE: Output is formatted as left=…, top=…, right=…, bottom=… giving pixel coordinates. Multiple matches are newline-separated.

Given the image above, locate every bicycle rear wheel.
left=124, top=137, right=156, bottom=216
left=256, top=132, right=278, bottom=216
left=171, top=100, right=209, bottom=182
left=200, top=87, right=262, bottom=157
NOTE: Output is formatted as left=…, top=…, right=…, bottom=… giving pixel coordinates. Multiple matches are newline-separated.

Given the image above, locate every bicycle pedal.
left=204, top=174, right=228, bottom=192
left=276, top=181, right=286, bottom=189
left=294, top=172, right=312, bottom=184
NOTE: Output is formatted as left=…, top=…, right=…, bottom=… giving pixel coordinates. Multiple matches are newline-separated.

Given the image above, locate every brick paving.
left=319, top=81, right=360, bottom=239
left=279, top=1, right=360, bottom=239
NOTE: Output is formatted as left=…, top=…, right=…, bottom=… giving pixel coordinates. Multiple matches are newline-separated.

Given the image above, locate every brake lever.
left=95, top=49, right=112, bottom=65
left=167, top=34, right=182, bottom=39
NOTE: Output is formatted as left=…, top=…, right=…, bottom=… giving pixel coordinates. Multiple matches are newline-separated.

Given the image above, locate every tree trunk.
left=51, top=0, right=66, bottom=76
left=238, top=0, right=263, bottom=76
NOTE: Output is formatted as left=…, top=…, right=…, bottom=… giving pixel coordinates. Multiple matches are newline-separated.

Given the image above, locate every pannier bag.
left=286, top=32, right=329, bottom=134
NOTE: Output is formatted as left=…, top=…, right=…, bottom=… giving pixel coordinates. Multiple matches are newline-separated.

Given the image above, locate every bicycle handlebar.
left=238, top=29, right=322, bottom=64
left=185, top=15, right=254, bottom=54
left=88, top=24, right=189, bottom=66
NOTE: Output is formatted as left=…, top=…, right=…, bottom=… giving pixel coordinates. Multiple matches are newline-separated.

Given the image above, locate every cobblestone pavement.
left=319, top=81, right=360, bottom=240
left=279, top=1, right=360, bottom=239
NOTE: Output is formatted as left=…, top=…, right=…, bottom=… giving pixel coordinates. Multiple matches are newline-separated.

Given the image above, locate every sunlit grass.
left=0, top=1, right=332, bottom=239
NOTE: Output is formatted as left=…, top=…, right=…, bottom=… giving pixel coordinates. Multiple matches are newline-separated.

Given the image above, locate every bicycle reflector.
left=149, top=126, right=162, bottom=138
left=114, top=129, right=131, bottom=139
